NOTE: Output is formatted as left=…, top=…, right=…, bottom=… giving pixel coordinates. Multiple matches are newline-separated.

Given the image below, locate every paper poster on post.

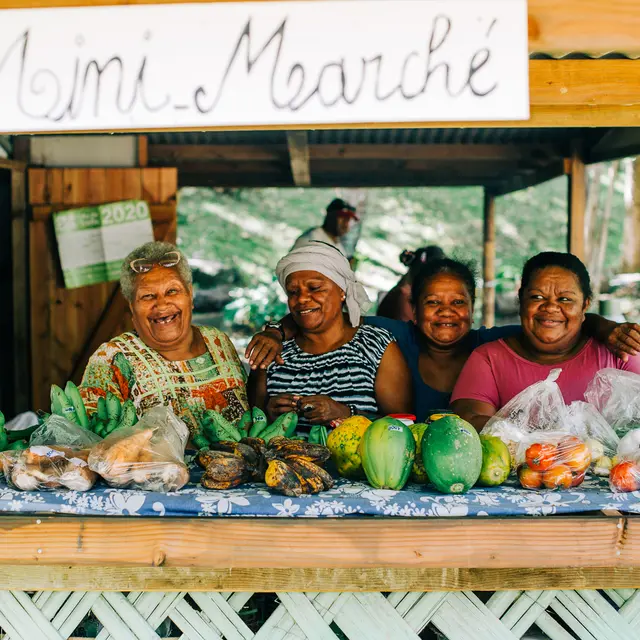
left=53, top=200, right=154, bottom=289
left=0, top=0, right=529, bottom=133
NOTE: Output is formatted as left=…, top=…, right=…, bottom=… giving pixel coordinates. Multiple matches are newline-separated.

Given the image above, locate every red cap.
left=336, top=208, right=359, bottom=221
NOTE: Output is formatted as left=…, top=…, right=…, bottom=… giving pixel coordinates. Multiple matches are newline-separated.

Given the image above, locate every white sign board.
left=0, top=1, right=529, bottom=133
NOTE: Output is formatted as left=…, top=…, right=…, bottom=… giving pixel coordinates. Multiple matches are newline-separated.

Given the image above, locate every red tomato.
left=518, top=465, right=543, bottom=489
left=562, top=442, right=592, bottom=473
left=610, top=462, right=640, bottom=493
left=570, top=470, right=586, bottom=488
left=525, top=443, right=558, bottom=472
left=542, top=465, right=573, bottom=490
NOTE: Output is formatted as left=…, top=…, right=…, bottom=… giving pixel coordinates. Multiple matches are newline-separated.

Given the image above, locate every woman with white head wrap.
left=249, top=242, right=412, bottom=430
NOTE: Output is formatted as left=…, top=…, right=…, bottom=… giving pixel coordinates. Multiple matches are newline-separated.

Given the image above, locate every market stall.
left=2, top=0, right=640, bottom=639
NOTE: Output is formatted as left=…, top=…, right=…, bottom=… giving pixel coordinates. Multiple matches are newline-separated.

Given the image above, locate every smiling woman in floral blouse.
left=80, top=241, right=248, bottom=435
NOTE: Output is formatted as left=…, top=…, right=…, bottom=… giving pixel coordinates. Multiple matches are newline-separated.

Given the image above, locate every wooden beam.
left=137, top=134, right=148, bottom=167
left=10, top=166, right=30, bottom=413
left=1, top=0, right=639, bottom=56
left=150, top=144, right=288, bottom=163
left=0, top=515, right=635, bottom=571
left=150, top=143, right=561, bottom=165
left=482, top=190, right=496, bottom=328
left=1, top=565, right=640, bottom=593
left=286, top=131, right=311, bottom=186
left=178, top=171, right=507, bottom=189
left=567, top=143, right=587, bottom=260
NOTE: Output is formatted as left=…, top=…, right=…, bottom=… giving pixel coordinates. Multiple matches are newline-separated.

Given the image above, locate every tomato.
left=610, top=461, right=640, bottom=493
left=525, top=443, right=558, bottom=472
left=570, top=470, right=586, bottom=487
left=518, top=465, right=543, bottom=489
left=542, top=464, right=573, bottom=490
left=561, top=442, right=592, bottom=473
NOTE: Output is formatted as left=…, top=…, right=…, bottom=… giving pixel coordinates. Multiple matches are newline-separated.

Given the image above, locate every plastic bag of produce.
left=1, top=414, right=101, bottom=491
left=515, top=431, right=592, bottom=490
left=88, top=405, right=190, bottom=491
left=584, top=368, right=640, bottom=436
left=481, top=369, right=568, bottom=467
left=565, top=401, right=619, bottom=476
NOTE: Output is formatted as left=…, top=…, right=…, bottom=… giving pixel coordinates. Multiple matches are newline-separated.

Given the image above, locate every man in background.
left=292, top=198, right=358, bottom=260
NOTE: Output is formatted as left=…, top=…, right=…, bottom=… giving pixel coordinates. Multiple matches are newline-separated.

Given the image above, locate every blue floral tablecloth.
left=0, top=469, right=636, bottom=518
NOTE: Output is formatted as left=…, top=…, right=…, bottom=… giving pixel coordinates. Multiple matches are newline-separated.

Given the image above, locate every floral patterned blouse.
left=79, top=326, right=248, bottom=435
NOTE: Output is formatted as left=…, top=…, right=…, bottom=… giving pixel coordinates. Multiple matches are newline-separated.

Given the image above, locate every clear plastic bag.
left=88, top=406, right=190, bottom=491
left=1, top=414, right=101, bottom=491
left=584, top=368, right=640, bottom=436
left=481, top=369, right=568, bottom=468
left=566, top=401, right=619, bottom=476
left=516, top=431, right=591, bottom=490
left=609, top=430, right=640, bottom=492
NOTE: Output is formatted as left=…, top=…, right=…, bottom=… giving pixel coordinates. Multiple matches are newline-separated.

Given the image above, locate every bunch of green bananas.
left=50, top=383, right=137, bottom=437
left=0, top=410, right=35, bottom=451
left=192, top=407, right=299, bottom=449
left=90, top=393, right=138, bottom=437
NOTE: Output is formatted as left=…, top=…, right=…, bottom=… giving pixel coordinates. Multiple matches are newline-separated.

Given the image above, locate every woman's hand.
left=245, top=330, right=284, bottom=370
left=298, top=395, right=351, bottom=425
left=266, top=394, right=300, bottom=420
left=605, top=322, right=640, bottom=362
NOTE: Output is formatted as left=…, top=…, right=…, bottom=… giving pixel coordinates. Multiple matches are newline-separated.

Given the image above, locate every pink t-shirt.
left=451, top=338, right=640, bottom=409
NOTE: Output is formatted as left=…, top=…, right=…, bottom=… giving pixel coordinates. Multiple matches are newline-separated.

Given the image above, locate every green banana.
left=0, top=410, right=4, bottom=429
left=7, top=425, right=38, bottom=443
left=116, top=399, right=138, bottom=431
left=238, top=410, right=253, bottom=435
left=205, top=410, right=242, bottom=442
left=104, top=392, right=122, bottom=433
left=97, top=397, right=108, bottom=423
left=248, top=407, right=269, bottom=437
left=51, top=384, right=78, bottom=424
left=192, top=433, right=210, bottom=450
left=8, top=440, right=28, bottom=451
left=308, top=425, right=328, bottom=446
left=283, top=412, right=299, bottom=437
left=65, top=381, right=89, bottom=429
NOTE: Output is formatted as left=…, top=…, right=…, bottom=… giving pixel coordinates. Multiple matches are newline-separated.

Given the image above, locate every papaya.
left=408, top=423, right=429, bottom=484
left=477, top=435, right=511, bottom=487
left=359, top=417, right=415, bottom=490
left=326, top=415, right=371, bottom=479
left=422, top=415, right=482, bottom=494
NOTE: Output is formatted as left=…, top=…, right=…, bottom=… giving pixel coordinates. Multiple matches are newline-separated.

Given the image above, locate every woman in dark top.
left=249, top=242, right=412, bottom=429
left=248, top=258, right=640, bottom=423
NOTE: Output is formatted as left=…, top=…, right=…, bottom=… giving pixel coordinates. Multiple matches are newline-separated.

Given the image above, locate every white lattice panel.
left=0, top=589, right=637, bottom=640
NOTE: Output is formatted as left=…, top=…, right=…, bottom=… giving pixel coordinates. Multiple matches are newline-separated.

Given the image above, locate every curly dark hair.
left=519, top=252, right=593, bottom=301
left=411, top=258, right=478, bottom=306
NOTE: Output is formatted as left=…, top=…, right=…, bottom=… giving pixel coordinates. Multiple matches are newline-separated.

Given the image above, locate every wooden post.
left=137, top=135, right=148, bottom=167
left=567, top=145, right=586, bottom=260
left=482, top=189, right=496, bottom=328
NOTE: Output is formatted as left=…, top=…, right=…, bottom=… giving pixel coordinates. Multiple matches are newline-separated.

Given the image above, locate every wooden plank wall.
left=27, top=167, right=177, bottom=411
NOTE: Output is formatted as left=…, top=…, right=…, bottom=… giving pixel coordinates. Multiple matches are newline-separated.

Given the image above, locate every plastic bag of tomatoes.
left=516, top=433, right=593, bottom=491
left=482, top=369, right=567, bottom=468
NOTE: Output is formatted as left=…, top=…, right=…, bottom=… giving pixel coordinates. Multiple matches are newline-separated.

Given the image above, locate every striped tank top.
left=266, top=325, right=394, bottom=429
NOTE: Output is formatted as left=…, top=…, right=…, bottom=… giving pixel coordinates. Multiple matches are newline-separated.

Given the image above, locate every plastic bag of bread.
left=1, top=414, right=101, bottom=491
left=88, top=406, right=190, bottom=491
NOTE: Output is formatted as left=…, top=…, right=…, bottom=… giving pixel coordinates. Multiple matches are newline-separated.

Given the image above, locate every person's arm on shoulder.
left=375, top=341, right=413, bottom=415
left=245, top=314, right=298, bottom=370
left=449, top=348, right=500, bottom=432
left=583, top=314, right=640, bottom=362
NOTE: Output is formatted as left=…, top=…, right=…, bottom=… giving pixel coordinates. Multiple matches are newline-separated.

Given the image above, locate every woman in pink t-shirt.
left=451, top=252, right=640, bottom=431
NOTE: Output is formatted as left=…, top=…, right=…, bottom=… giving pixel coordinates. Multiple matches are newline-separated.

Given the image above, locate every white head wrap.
left=275, top=241, right=370, bottom=326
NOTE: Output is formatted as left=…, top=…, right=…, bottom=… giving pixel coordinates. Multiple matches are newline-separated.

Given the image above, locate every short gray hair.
left=120, top=241, right=192, bottom=303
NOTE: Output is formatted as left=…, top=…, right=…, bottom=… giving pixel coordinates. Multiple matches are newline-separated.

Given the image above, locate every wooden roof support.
left=482, top=190, right=497, bottom=328
left=150, top=143, right=560, bottom=165
left=286, top=131, right=311, bottom=186
left=567, top=143, right=586, bottom=260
